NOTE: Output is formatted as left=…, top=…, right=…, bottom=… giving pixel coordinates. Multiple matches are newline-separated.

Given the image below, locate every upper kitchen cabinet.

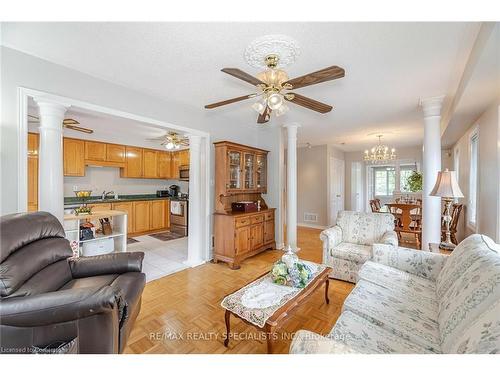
left=158, top=151, right=172, bottom=179
left=143, top=149, right=159, bottom=178
left=214, top=141, right=269, bottom=197
left=84, top=141, right=106, bottom=161
left=178, top=149, right=190, bottom=166
left=63, top=138, right=85, bottom=177
left=170, top=151, right=180, bottom=179
left=121, top=146, right=143, bottom=178
left=106, top=143, right=125, bottom=163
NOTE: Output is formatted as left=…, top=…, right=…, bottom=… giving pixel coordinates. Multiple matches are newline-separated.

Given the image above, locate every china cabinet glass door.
left=227, top=151, right=242, bottom=189
left=256, top=154, right=267, bottom=191
left=244, top=153, right=255, bottom=189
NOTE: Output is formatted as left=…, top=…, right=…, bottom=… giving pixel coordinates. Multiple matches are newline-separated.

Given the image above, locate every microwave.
left=179, top=166, right=189, bottom=181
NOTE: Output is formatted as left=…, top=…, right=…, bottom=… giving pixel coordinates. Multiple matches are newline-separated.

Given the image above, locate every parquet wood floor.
left=123, top=226, right=354, bottom=354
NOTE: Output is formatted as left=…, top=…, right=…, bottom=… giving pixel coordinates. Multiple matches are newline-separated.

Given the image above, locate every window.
left=400, top=164, right=417, bottom=192
left=373, top=167, right=395, bottom=196
left=468, top=132, right=479, bottom=227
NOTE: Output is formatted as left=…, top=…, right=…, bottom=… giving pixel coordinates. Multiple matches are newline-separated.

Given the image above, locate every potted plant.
left=404, top=170, right=423, bottom=192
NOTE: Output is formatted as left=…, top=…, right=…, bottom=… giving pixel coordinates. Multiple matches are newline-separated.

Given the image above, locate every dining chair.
left=369, top=200, right=379, bottom=213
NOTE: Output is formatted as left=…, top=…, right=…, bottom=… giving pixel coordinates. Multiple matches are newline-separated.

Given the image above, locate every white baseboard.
left=298, top=222, right=328, bottom=230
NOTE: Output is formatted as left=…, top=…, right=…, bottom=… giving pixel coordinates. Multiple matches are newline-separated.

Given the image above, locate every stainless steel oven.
left=170, top=200, right=188, bottom=236
left=179, top=166, right=189, bottom=181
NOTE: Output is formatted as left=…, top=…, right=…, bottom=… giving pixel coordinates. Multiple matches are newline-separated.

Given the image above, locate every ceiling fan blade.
left=221, top=68, right=264, bottom=86
left=284, top=66, right=345, bottom=90
left=205, top=94, right=256, bottom=109
left=257, top=106, right=271, bottom=124
left=62, top=118, right=80, bottom=125
left=63, top=124, right=94, bottom=134
left=285, top=93, right=333, bottom=114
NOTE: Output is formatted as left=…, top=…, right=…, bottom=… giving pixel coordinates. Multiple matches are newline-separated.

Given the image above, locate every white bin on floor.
left=82, top=237, right=114, bottom=256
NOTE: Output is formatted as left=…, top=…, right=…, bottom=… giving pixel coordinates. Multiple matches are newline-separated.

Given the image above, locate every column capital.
left=185, top=134, right=202, bottom=148
left=419, top=95, right=445, bottom=118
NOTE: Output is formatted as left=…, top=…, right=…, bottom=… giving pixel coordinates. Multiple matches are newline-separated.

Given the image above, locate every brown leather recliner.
left=0, top=211, right=145, bottom=354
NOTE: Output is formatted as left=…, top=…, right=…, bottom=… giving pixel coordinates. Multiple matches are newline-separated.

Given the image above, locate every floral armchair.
left=320, top=211, right=397, bottom=282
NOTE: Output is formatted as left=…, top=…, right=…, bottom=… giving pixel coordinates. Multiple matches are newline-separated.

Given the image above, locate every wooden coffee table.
left=222, top=265, right=332, bottom=353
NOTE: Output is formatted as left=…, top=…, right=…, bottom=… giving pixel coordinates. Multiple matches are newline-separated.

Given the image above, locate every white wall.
left=452, top=100, right=500, bottom=242
left=0, top=47, right=283, bottom=246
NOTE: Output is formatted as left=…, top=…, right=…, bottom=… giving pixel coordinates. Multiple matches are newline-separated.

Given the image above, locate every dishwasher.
left=170, top=200, right=188, bottom=236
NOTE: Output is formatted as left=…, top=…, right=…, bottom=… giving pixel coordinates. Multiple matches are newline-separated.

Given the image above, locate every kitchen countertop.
left=64, top=194, right=188, bottom=208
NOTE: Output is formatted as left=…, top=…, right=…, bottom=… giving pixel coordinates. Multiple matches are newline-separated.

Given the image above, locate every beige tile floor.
left=127, top=234, right=188, bottom=282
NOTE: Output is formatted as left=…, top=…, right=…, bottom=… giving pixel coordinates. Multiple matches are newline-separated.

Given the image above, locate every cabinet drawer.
left=250, top=215, right=264, bottom=224
left=235, top=217, right=251, bottom=228
left=264, top=211, right=274, bottom=221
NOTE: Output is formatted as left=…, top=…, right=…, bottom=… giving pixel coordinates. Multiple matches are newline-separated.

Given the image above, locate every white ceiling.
left=3, top=22, right=481, bottom=151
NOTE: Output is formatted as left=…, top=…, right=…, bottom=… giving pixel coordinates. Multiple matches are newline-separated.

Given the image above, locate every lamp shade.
left=430, top=169, right=464, bottom=198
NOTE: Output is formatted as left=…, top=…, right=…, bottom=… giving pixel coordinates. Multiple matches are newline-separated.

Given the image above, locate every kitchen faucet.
left=102, top=191, right=115, bottom=200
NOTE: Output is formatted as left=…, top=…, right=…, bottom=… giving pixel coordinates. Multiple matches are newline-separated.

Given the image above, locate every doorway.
left=329, top=157, right=345, bottom=224
left=351, top=161, right=363, bottom=212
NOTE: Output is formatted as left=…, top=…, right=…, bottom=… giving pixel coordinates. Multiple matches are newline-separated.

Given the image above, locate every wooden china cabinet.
left=213, top=141, right=275, bottom=269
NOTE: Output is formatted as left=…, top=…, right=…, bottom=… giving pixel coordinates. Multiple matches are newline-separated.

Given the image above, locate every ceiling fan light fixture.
left=275, top=104, right=289, bottom=117
left=165, top=142, right=174, bottom=150
left=251, top=101, right=266, bottom=115
left=174, top=144, right=181, bottom=150
left=256, top=69, right=289, bottom=86
left=267, top=93, right=283, bottom=110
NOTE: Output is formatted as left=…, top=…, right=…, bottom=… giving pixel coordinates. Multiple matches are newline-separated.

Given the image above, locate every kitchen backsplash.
left=64, top=166, right=188, bottom=196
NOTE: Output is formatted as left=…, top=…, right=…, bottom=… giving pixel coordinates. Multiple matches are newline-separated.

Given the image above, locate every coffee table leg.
left=325, top=278, right=330, bottom=304
left=224, top=310, right=230, bottom=347
left=265, top=325, right=274, bottom=354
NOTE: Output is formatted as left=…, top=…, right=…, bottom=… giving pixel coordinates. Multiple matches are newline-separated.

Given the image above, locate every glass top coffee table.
left=221, top=261, right=332, bottom=353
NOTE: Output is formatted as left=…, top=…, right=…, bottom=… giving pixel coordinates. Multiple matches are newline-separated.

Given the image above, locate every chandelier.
left=364, top=135, right=396, bottom=163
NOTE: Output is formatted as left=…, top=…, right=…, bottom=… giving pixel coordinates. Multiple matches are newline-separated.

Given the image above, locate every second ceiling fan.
left=205, top=54, right=345, bottom=124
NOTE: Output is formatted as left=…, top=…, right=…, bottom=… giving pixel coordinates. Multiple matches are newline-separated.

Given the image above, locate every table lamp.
left=430, top=169, right=464, bottom=250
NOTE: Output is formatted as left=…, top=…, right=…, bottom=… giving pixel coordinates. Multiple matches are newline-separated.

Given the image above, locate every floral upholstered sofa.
left=290, top=234, right=500, bottom=354
left=321, top=211, right=397, bottom=282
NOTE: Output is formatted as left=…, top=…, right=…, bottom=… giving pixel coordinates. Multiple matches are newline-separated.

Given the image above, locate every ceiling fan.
left=28, top=115, right=93, bottom=134
left=204, top=54, right=345, bottom=123
left=146, top=132, right=189, bottom=150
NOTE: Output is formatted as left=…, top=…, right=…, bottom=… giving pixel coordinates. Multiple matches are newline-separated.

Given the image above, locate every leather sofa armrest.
left=69, top=252, right=144, bottom=278
left=0, top=285, right=123, bottom=327
left=290, top=330, right=359, bottom=354
left=380, top=230, right=398, bottom=248
left=372, top=243, right=449, bottom=281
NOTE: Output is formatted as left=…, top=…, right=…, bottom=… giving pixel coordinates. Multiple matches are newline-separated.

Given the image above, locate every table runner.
left=221, top=261, right=327, bottom=328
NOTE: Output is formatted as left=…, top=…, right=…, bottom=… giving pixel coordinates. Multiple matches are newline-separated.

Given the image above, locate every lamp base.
left=439, top=241, right=456, bottom=251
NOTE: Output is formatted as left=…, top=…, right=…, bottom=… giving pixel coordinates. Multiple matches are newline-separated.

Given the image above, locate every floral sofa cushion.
left=358, top=261, right=437, bottom=294
left=342, top=280, right=441, bottom=352
left=336, top=211, right=395, bottom=246
left=329, top=310, right=435, bottom=354
left=330, top=242, right=372, bottom=263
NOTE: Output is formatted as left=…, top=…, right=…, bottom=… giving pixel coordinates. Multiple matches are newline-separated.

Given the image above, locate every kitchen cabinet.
left=85, top=141, right=106, bottom=161
left=178, top=149, right=190, bottom=166
left=112, top=202, right=134, bottom=234
left=122, top=146, right=143, bottom=178
left=88, top=203, right=112, bottom=211
left=250, top=223, right=264, bottom=250
left=243, top=153, right=255, bottom=190
left=63, top=138, right=85, bottom=176
left=27, top=133, right=39, bottom=212
left=143, top=149, right=159, bottom=178
left=150, top=200, right=166, bottom=230
left=256, top=153, right=267, bottom=192
left=106, top=144, right=125, bottom=163
left=235, top=226, right=251, bottom=255
left=133, top=201, right=151, bottom=233
left=170, top=151, right=180, bottom=179
left=158, top=151, right=172, bottom=179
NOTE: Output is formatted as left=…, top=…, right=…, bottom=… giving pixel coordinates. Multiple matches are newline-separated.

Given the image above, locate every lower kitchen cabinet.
left=133, top=201, right=151, bottom=233
left=150, top=200, right=166, bottom=230
left=88, top=203, right=112, bottom=211
left=214, top=209, right=275, bottom=269
left=112, top=202, right=134, bottom=234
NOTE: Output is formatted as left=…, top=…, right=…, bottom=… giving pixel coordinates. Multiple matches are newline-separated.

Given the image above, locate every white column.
left=420, top=96, right=444, bottom=250
left=35, top=99, right=69, bottom=224
left=184, top=134, right=204, bottom=267
left=283, top=123, right=301, bottom=250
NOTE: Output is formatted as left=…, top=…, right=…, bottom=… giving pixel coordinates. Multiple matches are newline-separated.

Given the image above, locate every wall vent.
left=304, top=213, right=318, bottom=222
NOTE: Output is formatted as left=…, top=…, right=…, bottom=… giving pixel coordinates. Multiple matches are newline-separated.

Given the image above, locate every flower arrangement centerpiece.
left=271, top=246, right=313, bottom=288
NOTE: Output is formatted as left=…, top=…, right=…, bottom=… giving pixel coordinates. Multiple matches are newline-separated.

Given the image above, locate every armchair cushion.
left=289, top=330, right=358, bottom=354
left=69, top=252, right=144, bottom=279
left=336, top=211, right=395, bottom=246
left=0, top=285, right=123, bottom=327
left=372, top=243, right=448, bottom=281
left=330, top=243, right=372, bottom=263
